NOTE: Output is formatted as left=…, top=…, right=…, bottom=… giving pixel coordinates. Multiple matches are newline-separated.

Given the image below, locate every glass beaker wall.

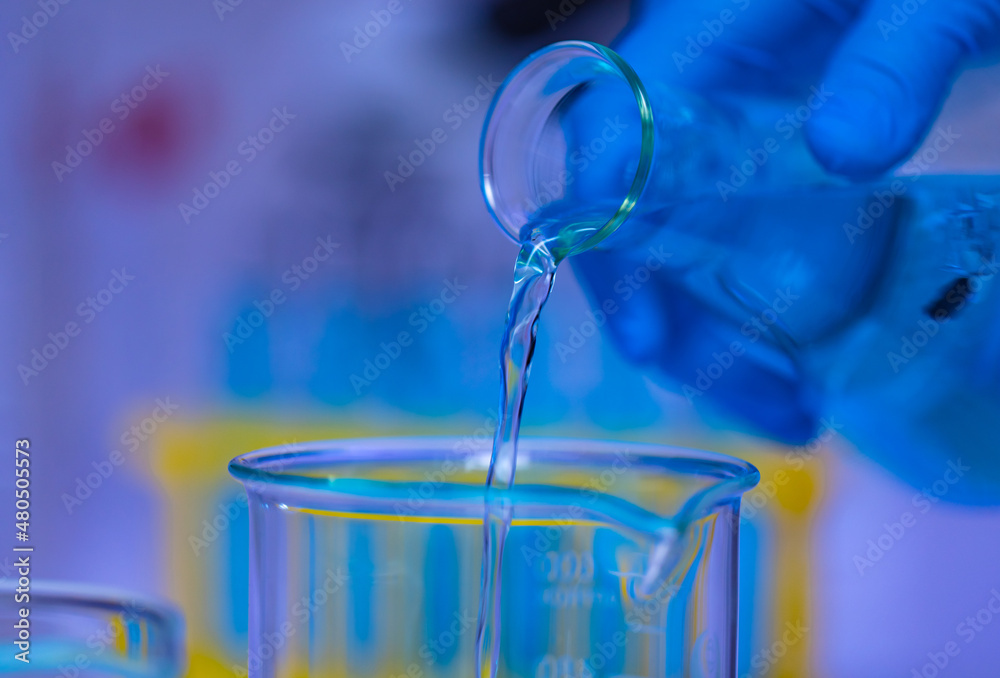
left=0, top=583, right=184, bottom=678
left=229, top=437, right=759, bottom=678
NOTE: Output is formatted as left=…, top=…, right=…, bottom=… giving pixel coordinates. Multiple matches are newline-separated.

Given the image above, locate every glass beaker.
left=0, top=582, right=184, bottom=678
left=229, top=436, right=759, bottom=678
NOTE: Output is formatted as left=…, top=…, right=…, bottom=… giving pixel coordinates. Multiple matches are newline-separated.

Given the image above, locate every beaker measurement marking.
left=542, top=586, right=595, bottom=608
left=541, top=550, right=595, bottom=583
left=535, top=653, right=594, bottom=678
left=289, top=507, right=606, bottom=527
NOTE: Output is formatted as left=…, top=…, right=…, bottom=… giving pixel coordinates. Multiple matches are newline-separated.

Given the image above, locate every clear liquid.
left=476, top=235, right=558, bottom=678
left=474, top=210, right=679, bottom=678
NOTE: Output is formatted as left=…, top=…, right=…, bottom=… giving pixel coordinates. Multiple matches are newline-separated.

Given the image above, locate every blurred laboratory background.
left=2, top=0, right=1000, bottom=676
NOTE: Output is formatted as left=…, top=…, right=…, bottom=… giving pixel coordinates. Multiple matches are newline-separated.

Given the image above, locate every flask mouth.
left=480, top=41, right=654, bottom=256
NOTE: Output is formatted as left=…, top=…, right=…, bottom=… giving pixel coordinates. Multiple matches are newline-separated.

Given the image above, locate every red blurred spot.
left=122, top=99, right=178, bottom=162
left=102, top=70, right=217, bottom=192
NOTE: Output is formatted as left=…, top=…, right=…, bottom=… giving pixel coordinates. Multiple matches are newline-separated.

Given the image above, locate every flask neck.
left=480, top=42, right=783, bottom=260
left=480, top=41, right=654, bottom=260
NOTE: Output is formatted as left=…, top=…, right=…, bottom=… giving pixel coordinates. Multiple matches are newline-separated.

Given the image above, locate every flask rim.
left=480, top=40, right=655, bottom=254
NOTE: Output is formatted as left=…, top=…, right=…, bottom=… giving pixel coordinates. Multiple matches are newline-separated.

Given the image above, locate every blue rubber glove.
left=615, top=0, right=1000, bottom=177
left=572, top=0, right=1000, bottom=444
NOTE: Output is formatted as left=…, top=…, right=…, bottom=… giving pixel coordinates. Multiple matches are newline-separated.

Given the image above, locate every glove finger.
left=615, top=0, right=864, bottom=95
left=807, top=0, right=1000, bottom=177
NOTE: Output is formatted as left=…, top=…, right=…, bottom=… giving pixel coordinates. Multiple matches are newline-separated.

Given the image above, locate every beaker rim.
left=229, top=436, right=759, bottom=533
left=0, top=579, right=181, bottom=617
left=0, top=580, right=185, bottom=677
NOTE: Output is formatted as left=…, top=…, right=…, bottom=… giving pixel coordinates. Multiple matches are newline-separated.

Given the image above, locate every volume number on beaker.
left=535, top=654, right=594, bottom=678
left=542, top=586, right=596, bottom=608
left=540, top=550, right=595, bottom=583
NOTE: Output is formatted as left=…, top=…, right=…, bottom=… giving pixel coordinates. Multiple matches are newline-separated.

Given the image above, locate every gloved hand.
left=615, top=0, right=1000, bottom=178
left=572, top=0, right=1000, bottom=444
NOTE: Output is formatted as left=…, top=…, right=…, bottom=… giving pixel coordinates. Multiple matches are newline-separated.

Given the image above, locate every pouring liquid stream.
left=475, top=233, right=558, bottom=678
left=474, top=208, right=683, bottom=678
